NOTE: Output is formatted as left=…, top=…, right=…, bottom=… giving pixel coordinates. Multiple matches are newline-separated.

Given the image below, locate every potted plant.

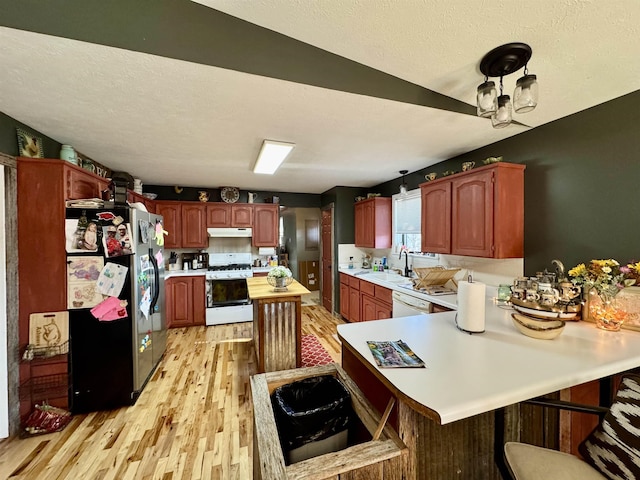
left=267, top=266, right=293, bottom=289
left=569, top=259, right=637, bottom=331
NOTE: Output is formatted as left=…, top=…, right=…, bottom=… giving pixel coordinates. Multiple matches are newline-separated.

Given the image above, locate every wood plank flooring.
left=0, top=304, right=345, bottom=480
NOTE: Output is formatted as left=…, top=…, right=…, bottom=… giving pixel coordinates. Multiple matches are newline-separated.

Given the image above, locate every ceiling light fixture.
left=399, top=170, right=409, bottom=195
left=476, top=43, right=538, bottom=129
left=253, top=140, right=295, bottom=175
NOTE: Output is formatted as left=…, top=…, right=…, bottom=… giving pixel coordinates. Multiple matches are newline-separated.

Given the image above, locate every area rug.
left=301, top=334, right=334, bottom=367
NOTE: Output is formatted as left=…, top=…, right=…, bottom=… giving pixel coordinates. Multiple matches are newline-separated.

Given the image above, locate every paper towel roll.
left=456, top=280, right=486, bottom=333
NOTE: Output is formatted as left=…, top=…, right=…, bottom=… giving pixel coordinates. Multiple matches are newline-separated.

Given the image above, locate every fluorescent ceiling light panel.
left=253, top=140, right=295, bottom=174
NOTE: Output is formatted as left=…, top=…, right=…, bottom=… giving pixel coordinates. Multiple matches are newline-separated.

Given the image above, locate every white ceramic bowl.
left=511, top=313, right=566, bottom=340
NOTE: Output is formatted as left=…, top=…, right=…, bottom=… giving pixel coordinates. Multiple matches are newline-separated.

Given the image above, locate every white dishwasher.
left=392, top=290, right=432, bottom=317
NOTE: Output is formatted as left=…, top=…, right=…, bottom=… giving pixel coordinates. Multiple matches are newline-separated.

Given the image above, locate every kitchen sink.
left=362, top=272, right=410, bottom=283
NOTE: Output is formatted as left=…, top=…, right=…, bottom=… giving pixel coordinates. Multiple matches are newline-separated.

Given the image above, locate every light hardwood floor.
left=0, top=304, right=345, bottom=480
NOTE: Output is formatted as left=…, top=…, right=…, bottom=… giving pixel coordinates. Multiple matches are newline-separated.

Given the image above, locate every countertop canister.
left=60, top=145, right=78, bottom=165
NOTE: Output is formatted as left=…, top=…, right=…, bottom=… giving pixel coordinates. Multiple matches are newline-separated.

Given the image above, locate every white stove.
left=206, top=253, right=254, bottom=280
left=205, top=253, right=254, bottom=326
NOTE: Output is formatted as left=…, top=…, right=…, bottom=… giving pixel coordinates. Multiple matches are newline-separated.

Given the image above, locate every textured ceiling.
left=1, top=1, right=639, bottom=194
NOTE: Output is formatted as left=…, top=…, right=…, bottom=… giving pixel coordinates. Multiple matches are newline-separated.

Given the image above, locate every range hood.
left=207, top=227, right=252, bottom=238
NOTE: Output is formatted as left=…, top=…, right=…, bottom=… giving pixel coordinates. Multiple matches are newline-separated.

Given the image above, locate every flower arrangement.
left=267, top=266, right=292, bottom=278
left=568, top=259, right=636, bottom=300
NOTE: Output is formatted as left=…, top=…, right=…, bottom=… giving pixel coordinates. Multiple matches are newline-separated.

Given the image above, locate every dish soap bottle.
left=348, top=257, right=354, bottom=269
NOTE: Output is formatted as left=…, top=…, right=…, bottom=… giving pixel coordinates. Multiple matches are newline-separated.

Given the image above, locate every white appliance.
left=392, top=290, right=432, bottom=318
left=205, top=253, right=253, bottom=326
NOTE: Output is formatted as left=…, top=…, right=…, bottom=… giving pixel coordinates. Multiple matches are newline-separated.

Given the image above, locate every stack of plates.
left=510, top=298, right=581, bottom=320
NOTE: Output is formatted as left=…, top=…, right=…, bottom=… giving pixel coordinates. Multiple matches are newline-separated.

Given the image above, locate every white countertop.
left=337, top=299, right=640, bottom=425
left=339, top=267, right=458, bottom=310
left=165, top=269, right=207, bottom=279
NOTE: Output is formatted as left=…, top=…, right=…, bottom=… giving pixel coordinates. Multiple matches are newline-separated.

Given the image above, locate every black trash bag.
left=271, top=375, right=352, bottom=452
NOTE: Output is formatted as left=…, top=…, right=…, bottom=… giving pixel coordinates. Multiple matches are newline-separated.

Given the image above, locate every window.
left=393, top=189, right=421, bottom=254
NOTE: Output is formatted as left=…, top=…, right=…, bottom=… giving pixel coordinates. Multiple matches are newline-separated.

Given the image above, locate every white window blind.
left=393, top=190, right=421, bottom=253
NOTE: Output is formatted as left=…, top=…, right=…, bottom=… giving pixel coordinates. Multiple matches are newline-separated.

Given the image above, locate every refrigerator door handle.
left=149, top=247, right=160, bottom=312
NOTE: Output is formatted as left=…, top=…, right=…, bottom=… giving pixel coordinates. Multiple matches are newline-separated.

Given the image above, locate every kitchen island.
left=247, top=277, right=310, bottom=373
left=338, top=298, right=640, bottom=479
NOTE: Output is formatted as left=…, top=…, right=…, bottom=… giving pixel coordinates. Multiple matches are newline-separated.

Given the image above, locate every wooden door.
left=421, top=181, right=452, bottom=254
left=451, top=170, right=494, bottom=257
left=206, top=204, right=231, bottom=227
left=321, top=207, right=333, bottom=312
left=182, top=204, right=207, bottom=248
left=156, top=201, right=182, bottom=249
left=253, top=205, right=279, bottom=247
left=231, top=204, right=253, bottom=227
left=65, top=166, right=102, bottom=200
left=354, top=200, right=374, bottom=247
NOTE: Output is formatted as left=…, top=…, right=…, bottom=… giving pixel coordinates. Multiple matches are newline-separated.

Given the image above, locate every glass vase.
left=589, top=290, right=627, bottom=331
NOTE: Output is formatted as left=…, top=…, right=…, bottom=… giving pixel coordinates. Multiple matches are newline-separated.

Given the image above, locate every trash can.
left=271, top=374, right=352, bottom=464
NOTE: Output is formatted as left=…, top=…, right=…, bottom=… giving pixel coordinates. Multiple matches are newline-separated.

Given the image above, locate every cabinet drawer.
left=359, top=281, right=375, bottom=297
left=349, top=276, right=360, bottom=289
left=374, top=285, right=393, bottom=305
left=340, top=273, right=350, bottom=285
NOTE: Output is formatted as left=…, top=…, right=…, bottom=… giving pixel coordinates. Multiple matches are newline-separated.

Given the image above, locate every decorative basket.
left=412, top=266, right=460, bottom=290
left=267, top=275, right=293, bottom=292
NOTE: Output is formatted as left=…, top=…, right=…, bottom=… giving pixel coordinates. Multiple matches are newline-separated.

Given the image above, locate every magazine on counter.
left=367, top=340, right=426, bottom=368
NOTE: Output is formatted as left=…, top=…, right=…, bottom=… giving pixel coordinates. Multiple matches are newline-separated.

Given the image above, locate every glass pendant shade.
left=476, top=81, right=497, bottom=117
left=513, top=74, right=538, bottom=113
left=491, top=95, right=512, bottom=129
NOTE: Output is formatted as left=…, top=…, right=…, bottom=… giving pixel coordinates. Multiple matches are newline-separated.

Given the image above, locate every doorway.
left=321, top=205, right=334, bottom=312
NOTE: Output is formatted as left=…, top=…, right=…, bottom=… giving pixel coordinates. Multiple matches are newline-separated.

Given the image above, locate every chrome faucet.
left=399, top=248, right=411, bottom=277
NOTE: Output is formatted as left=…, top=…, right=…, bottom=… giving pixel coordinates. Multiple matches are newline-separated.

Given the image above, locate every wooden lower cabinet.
left=340, top=280, right=350, bottom=319
left=165, top=276, right=205, bottom=328
left=360, top=283, right=393, bottom=321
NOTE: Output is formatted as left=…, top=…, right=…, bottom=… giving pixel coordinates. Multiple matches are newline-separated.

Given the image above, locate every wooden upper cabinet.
left=65, top=164, right=105, bottom=200
left=253, top=204, right=279, bottom=247
left=354, top=197, right=391, bottom=248
left=420, top=162, right=525, bottom=258
left=155, top=201, right=182, bottom=249
left=207, top=203, right=253, bottom=227
left=421, top=181, right=452, bottom=254
left=206, top=204, right=231, bottom=227
left=181, top=204, right=208, bottom=248
left=231, top=204, right=253, bottom=227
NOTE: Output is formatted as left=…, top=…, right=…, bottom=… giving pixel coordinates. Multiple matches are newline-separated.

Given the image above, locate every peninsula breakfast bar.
left=338, top=297, right=640, bottom=479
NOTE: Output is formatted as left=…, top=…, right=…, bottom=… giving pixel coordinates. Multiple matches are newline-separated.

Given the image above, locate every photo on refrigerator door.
left=65, top=217, right=100, bottom=253
left=103, top=223, right=134, bottom=257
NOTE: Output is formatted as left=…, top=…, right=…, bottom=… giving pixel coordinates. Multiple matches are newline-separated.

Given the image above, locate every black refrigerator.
left=65, top=206, right=166, bottom=413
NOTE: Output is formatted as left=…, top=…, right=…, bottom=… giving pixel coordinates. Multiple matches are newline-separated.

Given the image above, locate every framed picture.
left=16, top=128, right=44, bottom=158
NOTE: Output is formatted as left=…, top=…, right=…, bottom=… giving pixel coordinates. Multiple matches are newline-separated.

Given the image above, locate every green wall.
left=372, top=90, right=640, bottom=275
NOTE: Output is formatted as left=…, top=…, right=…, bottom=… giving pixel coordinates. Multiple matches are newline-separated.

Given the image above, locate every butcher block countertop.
left=246, top=277, right=310, bottom=299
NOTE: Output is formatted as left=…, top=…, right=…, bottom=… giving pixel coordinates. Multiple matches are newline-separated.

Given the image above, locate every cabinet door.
left=361, top=294, right=377, bottom=322
left=354, top=200, right=373, bottom=247
left=192, top=276, right=206, bottom=326
left=253, top=205, right=279, bottom=247
left=65, top=166, right=101, bottom=200
left=349, top=286, right=361, bottom=322
left=206, top=204, right=231, bottom=227
left=182, top=204, right=208, bottom=248
left=355, top=198, right=391, bottom=248
left=156, top=202, right=182, bottom=249
left=374, top=301, right=393, bottom=320
left=340, top=282, right=350, bottom=320
left=231, top=205, right=253, bottom=227
left=166, top=277, right=193, bottom=328
left=451, top=170, right=494, bottom=257
left=421, top=181, right=452, bottom=254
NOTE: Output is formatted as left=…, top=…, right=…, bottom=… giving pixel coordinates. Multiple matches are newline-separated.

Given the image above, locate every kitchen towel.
left=456, top=280, right=486, bottom=333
